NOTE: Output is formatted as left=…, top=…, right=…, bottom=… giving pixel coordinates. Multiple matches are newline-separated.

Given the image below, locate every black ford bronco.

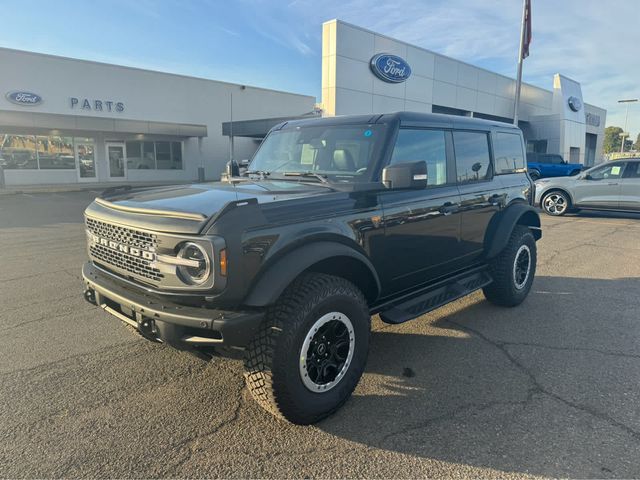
left=82, top=112, right=541, bottom=424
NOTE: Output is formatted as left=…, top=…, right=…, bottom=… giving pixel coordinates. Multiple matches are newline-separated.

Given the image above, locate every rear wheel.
left=541, top=190, right=571, bottom=216
left=483, top=226, right=537, bottom=307
left=244, top=273, right=370, bottom=424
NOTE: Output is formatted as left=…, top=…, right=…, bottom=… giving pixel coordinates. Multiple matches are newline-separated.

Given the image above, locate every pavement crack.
left=0, top=339, right=140, bottom=377
left=445, top=319, right=640, bottom=442
left=2, top=307, right=92, bottom=331
left=1, top=294, right=78, bottom=315
left=161, top=381, right=245, bottom=475
left=497, top=340, right=640, bottom=360
left=382, top=390, right=538, bottom=443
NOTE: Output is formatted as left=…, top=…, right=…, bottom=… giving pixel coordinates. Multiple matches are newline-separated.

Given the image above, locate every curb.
left=0, top=181, right=196, bottom=196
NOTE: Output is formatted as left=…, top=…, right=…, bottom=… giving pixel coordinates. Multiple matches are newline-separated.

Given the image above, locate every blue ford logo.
left=6, top=91, right=43, bottom=106
left=370, top=53, right=411, bottom=83
left=567, top=96, right=582, bottom=112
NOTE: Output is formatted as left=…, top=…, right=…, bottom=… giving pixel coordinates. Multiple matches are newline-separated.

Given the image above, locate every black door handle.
left=439, top=202, right=458, bottom=215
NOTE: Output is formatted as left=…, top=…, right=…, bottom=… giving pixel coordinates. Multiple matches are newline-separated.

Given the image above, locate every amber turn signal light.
left=219, top=248, right=227, bottom=276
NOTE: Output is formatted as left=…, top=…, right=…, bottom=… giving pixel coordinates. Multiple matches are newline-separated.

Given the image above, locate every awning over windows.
left=0, top=110, right=207, bottom=138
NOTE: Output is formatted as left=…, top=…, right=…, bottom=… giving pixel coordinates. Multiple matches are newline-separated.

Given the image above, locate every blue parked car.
left=526, top=152, right=583, bottom=180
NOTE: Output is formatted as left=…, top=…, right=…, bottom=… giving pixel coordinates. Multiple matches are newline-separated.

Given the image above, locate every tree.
left=603, top=126, right=623, bottom=153
left=603, top=126, right=633, bottom=153
left=635, top=132, right=640, bottom=151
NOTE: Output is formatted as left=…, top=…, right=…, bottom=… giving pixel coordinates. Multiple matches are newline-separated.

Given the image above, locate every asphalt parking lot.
left=1, top=191, right=640, bottom=479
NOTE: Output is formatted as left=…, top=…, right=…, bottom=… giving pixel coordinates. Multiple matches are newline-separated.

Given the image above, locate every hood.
left=85, top=180, right=330, bottom=234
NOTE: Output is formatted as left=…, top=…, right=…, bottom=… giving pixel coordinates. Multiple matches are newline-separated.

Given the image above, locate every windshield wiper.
left=245, top=170, right=271, bottom=179
left=282, top=171, right=329, bottom=184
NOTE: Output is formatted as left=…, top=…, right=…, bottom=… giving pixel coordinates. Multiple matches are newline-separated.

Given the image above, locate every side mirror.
left=583, top=173, right=593, bottom=180
left=226, top=160, right=240, bottom=177
left=382, top=161, right=427, bottom=189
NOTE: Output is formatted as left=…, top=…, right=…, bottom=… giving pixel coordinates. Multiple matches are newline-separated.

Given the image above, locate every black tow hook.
left=84, top=288, right=97, bottom=305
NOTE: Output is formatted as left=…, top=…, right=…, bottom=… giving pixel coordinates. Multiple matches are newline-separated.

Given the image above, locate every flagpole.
left=513, top=0, right=528, bottom=126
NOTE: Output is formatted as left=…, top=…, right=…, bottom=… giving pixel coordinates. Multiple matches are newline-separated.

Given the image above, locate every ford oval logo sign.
left=568, top=96, right=582, bottom=112
left=370, top=54, right=411, bottom=83
left=6, top=91, right=43, bottom=106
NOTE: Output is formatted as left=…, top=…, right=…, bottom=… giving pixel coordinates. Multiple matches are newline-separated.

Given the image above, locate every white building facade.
left=321, top=20, right=606, bottom=166
left=1, top=19, right=607, bottom=187
left=0, top=48, right=315, bottom=186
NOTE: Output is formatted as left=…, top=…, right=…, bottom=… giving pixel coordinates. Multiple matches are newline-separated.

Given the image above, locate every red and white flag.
left=521, top=0, right=532, bottom=59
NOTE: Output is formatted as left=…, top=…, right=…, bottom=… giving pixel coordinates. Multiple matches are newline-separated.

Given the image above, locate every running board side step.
left=379, top=269, right=492, bottom=325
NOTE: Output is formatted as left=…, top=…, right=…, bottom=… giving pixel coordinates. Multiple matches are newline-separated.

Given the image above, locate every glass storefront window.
left=171, top=141, right=183, bottom=169
left=76, top=140, right=96, bottom=178
left=122, top=140, right=183, bottom=170
left=0, top=134, right=38, bottom=169
left=155, top=141, right=171, bottom=169
left=1, top=133, right=97, bottom=173
left=36, top=136, right=75, bottom=169
left=141, top=142, right=156, bottom=169
left=125, top=141, right=142, bottom=170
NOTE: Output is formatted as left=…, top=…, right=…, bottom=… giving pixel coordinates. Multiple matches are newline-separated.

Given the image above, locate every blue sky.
left=1, top=0, right=638, bottom=137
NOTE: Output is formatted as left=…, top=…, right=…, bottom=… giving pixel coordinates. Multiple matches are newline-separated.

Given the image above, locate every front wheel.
left=244, top=273, right=370, bottom=424
left=483, top=226, right=537, bottom=307
left=541, top=190, right=570, bottom=216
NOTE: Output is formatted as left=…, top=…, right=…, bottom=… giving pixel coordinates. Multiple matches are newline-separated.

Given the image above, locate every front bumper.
left=82, top=262, right=263, bottom=350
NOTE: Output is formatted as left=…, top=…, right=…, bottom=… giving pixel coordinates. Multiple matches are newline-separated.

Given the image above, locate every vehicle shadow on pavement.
left=318, top=276, right=640, bottom=478
left=561, top=210, right=640, bottom=221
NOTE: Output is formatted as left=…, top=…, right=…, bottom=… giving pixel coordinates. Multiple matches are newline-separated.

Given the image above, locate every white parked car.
left=535, top=159, right=640, bottom=216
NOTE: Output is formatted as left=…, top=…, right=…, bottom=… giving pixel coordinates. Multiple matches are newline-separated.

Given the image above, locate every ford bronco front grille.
left=85, top=217, right=163, bottom=282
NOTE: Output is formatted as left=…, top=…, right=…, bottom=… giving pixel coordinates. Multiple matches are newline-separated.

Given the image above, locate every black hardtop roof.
left=274, top=111, right=521, bottom=132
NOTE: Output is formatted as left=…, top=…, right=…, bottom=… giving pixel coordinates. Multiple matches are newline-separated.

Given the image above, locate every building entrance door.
left=106, top=142, right=127, bottom=180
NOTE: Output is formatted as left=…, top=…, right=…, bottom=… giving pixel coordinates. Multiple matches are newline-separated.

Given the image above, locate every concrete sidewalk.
left=0, top=180, right=195, bottom=196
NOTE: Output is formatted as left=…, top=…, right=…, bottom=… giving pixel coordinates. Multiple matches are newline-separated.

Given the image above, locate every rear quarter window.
left=493, top=132, right=526, bottom=174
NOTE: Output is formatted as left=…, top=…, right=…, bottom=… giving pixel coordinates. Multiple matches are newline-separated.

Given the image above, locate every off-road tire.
left=243, top=272, right=370, bottom=424
left=483, top=226, right=536, bottom=307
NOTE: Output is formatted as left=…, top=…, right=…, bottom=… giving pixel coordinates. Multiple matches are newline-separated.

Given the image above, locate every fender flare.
left=243, top=241, right=382, bottom=307
left=484, top=203, right=542, bottom=259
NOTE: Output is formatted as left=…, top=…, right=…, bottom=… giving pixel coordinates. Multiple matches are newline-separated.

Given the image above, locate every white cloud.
left=289, top=0, right=639, bottom=136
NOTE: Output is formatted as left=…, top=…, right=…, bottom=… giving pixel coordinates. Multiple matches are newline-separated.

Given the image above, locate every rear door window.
left=493, top=132, right=525, bottom=174
left=453, top=131, right=492, bottom=183
left=623, top=162, right=640, bottom=178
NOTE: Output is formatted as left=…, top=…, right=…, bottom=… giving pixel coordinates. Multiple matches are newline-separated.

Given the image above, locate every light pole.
left=618, top=99, right=638, bottom=153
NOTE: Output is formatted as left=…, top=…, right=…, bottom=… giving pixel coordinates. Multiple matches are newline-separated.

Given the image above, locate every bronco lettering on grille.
left=87, top=232, right=156, bottom=260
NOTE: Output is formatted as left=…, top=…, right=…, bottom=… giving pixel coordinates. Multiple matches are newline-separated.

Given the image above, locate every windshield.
left=248, top=124, right=386, bottom=182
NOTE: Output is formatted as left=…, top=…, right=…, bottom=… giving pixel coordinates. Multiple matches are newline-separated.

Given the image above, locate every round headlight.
left=176, top=242, right=211, bottom=285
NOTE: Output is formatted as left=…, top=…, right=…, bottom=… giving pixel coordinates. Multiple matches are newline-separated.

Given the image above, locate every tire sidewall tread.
left=244, top=272, right=370, bottom=424
left=483, top=226, right=537, bottom=307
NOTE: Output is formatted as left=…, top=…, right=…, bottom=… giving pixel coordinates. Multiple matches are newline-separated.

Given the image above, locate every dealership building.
left=0, top=19, right=606, bottom=187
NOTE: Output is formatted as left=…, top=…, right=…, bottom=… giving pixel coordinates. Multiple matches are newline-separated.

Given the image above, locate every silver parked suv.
left=535, top=159, right=640, bottom=216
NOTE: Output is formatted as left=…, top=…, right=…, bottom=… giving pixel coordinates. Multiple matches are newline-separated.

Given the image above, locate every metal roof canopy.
left=222, top=113, right=321, bottom=139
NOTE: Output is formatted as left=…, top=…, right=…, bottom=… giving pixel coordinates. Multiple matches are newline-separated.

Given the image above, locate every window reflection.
left=0, top=134, right=38, bottom=169
left=0, top=133, right=96, bottom=172
left=37, top=136, right=75, bottom=169
left=76, top=140, right=96, bottom=178
left=124, top=140, right=183, bottom=170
